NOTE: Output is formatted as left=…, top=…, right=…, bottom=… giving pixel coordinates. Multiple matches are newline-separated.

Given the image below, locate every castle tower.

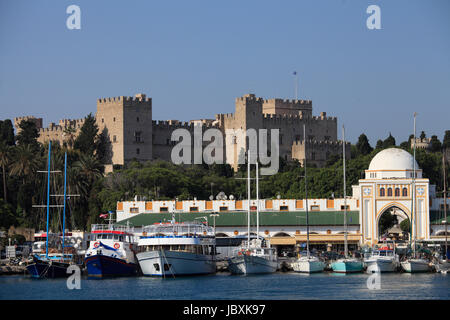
left=96, top=93, right=152, bottom=172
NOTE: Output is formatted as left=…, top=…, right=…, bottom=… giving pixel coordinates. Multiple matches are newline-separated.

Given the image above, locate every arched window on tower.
left=395, top=188, right=400, bottom=197
left=380, top=188, right=385, bottom=197
left=387, top=188, right=393, bottom=197
left=402, top=187, right=408, bottom=197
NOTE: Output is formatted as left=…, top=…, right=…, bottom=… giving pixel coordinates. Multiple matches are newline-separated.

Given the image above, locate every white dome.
left=368, top=148, right=419, bottom=171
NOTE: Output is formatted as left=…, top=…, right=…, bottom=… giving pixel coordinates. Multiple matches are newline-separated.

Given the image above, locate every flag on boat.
left=99, top=213, right=108, bottom=219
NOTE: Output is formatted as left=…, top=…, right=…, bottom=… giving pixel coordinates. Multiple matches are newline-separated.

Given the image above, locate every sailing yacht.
left=27, top=144, right=77, bottom=278
left=401, top=113, right=430, bottom=273
left=227, top=155, right=278, bottom=274
left=292, top=125, right=325, bottom=273
left=136, top=219, right=216, bottom=276
left=331, top=126, right=364, bottom=273
left=435, top=152, right=449, bottom=274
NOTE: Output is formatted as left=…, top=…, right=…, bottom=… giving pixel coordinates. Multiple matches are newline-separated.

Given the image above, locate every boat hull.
left=85, top=255, right=137, bottom=277
left=292, top=260, right=325, bottom=273
left=331, top=260, right=364, bottom=273
left=26, top=259, right=70, bottom=278
left=228, top=254, right=277, bottom=275
left=137, top=250, right=216, bottom=276
left=401, top=260, right=430, bottom=273
left=365, top=259, right=398, bottom=273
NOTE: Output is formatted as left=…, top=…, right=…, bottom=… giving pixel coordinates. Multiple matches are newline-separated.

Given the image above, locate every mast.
left=45, top=141, right=51, bottom=259
left=304, top=124, right=310, bottom=258
left=247, top=152, right=251, bottom=247
left=443, top=152, right=448, bottom=260
left=412, top=113, right=417, bottom=258
left=256, top=161, right=260, bottom=240
left=62, top=152, right=67, bottom=257
left=343, top=125, right=348, bottom=259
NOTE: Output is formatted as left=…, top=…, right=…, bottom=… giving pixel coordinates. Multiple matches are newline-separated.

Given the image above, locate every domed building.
left=354, top=147, right=445, bottom=246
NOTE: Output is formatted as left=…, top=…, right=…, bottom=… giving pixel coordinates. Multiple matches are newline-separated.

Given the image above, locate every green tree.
left=356, top=133, right=373, bottom=156
left=420, top=131, right=426, bottom=140
left=443, top=130, right=450, bottom=149
left=0, top=120, right=15, bottom=146
left=429, top=135, right=442, bottom=153
left=375, top=139, right=383, bottom=149
left=0, top=198, right=16, bottom=229
left=400, top=219, right=410, bottom=233
left=9, top=144, right=42, bottom=184
left=15, top=120, right=39, bottom=147
left=383, top=133, right=396, bottom=148
left=0, top=143, right=11, bottom=202
left=74, top=114, right=98, bottom=157
left=63, top=126, right=77, bottom=149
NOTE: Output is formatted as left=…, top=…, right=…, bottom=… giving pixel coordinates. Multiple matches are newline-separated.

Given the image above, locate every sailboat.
left=292, top=125, right=325, bottom=273
left=331, top=126, right=364, bottom=273
left=401, top=113, right=430, bottom=273
left=227, top=153, right=278, bottom=274
left=435, top=152, right=449, bottom=274
left=27, top=142, right=76, bottom=278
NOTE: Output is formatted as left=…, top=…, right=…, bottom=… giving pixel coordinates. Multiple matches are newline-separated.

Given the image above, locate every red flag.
left=99, top=213, right=108, bottom=219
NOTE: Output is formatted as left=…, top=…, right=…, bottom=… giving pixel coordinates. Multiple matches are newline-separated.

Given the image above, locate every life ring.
left=93, top=242, right=100, bottom=248
left=114, top=243, right=120, bottom=249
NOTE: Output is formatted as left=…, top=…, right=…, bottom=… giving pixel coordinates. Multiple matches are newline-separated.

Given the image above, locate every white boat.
left=228, top=239, right=278, bottom=274
left=330, top=126, right=363, bottom=273
left=401, top=258, right=430, bottom=273
left=136, top=220, right=216, bottom=277
left=365, top=247, right=399, bottom=273
left=400, top=114, right=430, bottom=274
left=291, top=124, right=325, bottom=274
left=434, top=259, right=449, bottom=274
left=292, top=255, right=325, bottom=273
left=227, top=154, right=278, bottom=275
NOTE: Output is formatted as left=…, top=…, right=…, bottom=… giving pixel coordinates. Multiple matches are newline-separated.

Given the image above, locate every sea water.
left=0, top=272, right=448, bottom=300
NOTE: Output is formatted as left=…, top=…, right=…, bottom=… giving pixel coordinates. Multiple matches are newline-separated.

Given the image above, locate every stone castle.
left=14, top=93, right=349, bottom=172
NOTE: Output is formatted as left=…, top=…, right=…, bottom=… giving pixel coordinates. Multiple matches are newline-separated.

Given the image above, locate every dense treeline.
left=0, top=116, right=449, bottom=232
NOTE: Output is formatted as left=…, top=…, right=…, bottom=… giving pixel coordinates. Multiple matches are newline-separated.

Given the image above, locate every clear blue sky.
left=1, top=0, right=449, bottom=145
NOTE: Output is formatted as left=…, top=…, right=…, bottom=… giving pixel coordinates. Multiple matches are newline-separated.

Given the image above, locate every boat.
left=434, top=152, right=449, bottom=274
left=364, top=243, right=399, bottom=273
left=84, top=222, right=138, bottom=277
left=331, top=126, right=364, bottom=273
left=26, top=144, right=78, bottom=278
left=292, top=255, right=325, bottom=273
left=292, top=124, right=325, bottom=273
left=136, top=219, right=216, bottom=277
left=401, top=113, right=430, bottom=273
left=227, top=155, right=278, bottom=274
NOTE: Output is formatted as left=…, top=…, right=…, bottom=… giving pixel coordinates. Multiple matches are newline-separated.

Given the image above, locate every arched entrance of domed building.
left=376, top=204, right=410, bottom=242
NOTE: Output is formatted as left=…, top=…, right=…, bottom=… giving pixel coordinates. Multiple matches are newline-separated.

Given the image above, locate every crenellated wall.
left=292, top=139, right=350, bottom=167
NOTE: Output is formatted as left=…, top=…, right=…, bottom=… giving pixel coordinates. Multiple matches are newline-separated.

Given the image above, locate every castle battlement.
left=292, top=139, right=350, bottom=146
left=97, top=94, right=152, bottom=104
left=263, top=98, right=312, bottom=105
left=262, top=113, right=336, bottom=122
left=235, top=94, right=263, bottom=103
left=152, top=120, right=218, bottom=130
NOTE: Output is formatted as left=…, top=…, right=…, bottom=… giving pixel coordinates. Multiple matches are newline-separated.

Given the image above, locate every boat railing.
left=142, top=221, right=214, bottom=237
left=91, top=224, right=134, bottom=234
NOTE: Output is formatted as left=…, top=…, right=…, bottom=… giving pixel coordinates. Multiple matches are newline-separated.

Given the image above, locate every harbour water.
left=0, top=272, right=448, bottom=300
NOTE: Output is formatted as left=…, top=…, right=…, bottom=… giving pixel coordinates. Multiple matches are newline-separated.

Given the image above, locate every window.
left=113, top=117, right=116, bottom=122
left=190, top=207, right=199, bottom=212
left=232, top=136, right=237, bottom=144
left=280, top=135, right=283, bottom=145
left=380, top=188, right=385, bottom=196
left=153, top=263, right=160, bottom=271
left=136, top=148, right=140, bottom=155
left=402, top=188, right=408, bottom=197
left=113, top=135, right=117, bottom=143
left=280, top=205, right=289, bottom=211
left=387, top=188, right=393, bottom=197
left=130, top=207, right=139, bottom=213
left=310, top=205, right=320, bottom=211
left=395, top=188, right=400, bottom=197
left=137, top=117, right=139, bottom=122
left=135, top=131, right=142, bottom=143
left=101, top=118, right=104, bottom=123
left=219, top=206, right=228, bottom=212
left=340, top=205, right=350, bottom=210
left=159, top=207, right=168, bottom=212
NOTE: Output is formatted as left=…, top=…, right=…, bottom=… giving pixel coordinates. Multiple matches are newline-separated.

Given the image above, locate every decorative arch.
left=272, top=232, right=293, bottom=237
left=376, top=202, right=411, bottom=223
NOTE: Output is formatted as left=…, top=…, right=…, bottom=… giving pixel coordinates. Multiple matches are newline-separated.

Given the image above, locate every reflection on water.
left=0, top=272, right=448, bottom=300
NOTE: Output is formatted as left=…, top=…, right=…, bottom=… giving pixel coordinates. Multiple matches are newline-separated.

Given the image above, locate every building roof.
left=368, top=148, right=419, bottom=171
left=116, top=210, right=360, bottom=227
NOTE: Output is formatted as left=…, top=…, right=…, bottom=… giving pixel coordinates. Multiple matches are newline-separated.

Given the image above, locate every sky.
left=0, top=0, right=449, bottom=145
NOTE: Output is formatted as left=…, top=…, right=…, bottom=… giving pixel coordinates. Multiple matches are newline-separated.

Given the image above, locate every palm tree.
left=73, top=154, right=103, bottom=186
left=63, top=126, right=77, bottom=149
left=0, top=142, right=11, bottom=202
left=9, top=144, right=42, bottom=184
